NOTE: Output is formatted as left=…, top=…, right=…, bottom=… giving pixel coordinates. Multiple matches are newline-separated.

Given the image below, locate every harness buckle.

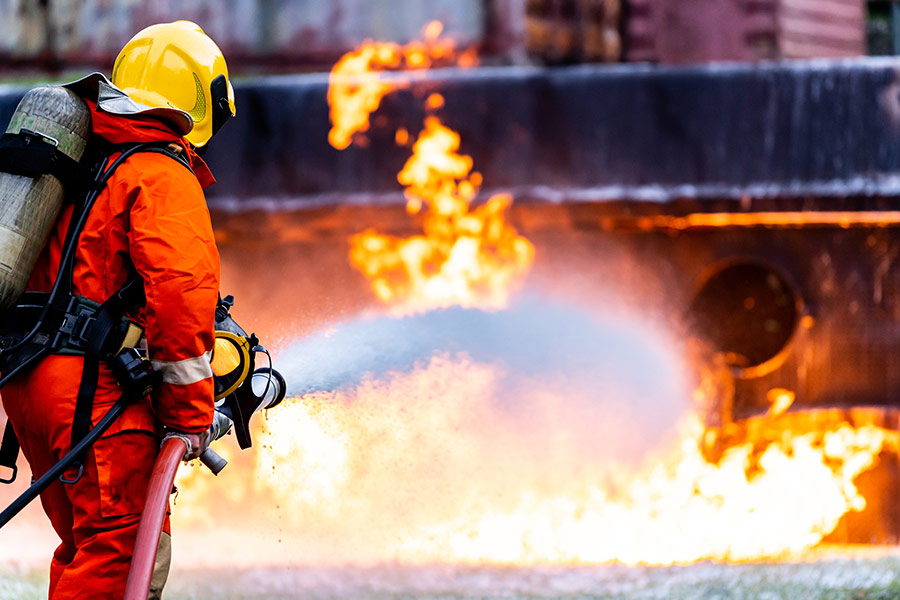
left=55, top=298, right=99, bottom=351
left=71, top=312, right=96, bottom=345
left=59, top=462, right=83, bottom=485
left=0, top=464, right=16, bottom=485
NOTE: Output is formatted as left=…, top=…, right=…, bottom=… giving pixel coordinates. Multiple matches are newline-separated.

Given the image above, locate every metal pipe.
left=123, top=436, right=187, bottom=600
left=893, top=1, right=900, bottom=56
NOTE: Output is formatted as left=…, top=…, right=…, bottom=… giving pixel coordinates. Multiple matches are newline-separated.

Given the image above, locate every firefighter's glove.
left=163, top=428, right=211, bottom=462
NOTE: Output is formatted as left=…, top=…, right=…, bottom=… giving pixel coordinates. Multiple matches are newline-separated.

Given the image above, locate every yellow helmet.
left=112, top=20, right=236, bottom=148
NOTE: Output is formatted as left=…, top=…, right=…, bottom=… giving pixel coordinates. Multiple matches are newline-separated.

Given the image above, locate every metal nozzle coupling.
left=208, top=409, right=234, bottom=443
left=198, top=410, right=234, bottom=475
left=199, top=447, right=227, bottom=475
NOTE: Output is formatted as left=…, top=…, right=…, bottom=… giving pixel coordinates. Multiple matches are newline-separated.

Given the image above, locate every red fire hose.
left=123, top=436, right=187, bottom=600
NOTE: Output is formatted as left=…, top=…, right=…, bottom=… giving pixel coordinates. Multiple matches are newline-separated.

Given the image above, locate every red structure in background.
left=630, top=0, right=866, bottom=63
left=523, top=0, right=866, bottom=65
left=0, top=0, right=873, bottom=74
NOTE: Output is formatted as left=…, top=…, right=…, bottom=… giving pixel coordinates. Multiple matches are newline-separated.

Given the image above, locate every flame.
left=767, top=388, right=796, bottom=418
left=396, top=417, right=894, bottom=565
left=349, top=118, right=534, bottom=312
left=329, top=26, right=533, bottom=313
left=327, top=21, right=468, bottom=150
left=169, top=22, right=900, bottom=570
left=425, top=93, right=446, bottom=111
left=174, top=354, right=899, bottom=566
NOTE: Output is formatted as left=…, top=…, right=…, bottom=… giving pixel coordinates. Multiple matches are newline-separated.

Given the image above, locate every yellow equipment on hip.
left=210, top=331, right=251, bottom=401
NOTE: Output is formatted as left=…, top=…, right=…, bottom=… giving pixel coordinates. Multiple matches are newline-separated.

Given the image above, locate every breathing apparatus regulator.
left=196, top=295, right=287, bottom=474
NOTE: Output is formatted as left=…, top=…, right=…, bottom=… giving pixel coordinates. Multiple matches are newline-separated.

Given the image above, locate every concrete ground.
left=3, top=548, right=900, bottom=600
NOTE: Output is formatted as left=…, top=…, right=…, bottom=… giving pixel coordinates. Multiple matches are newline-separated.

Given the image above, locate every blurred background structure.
left=0, top=0, right=896, bottom=73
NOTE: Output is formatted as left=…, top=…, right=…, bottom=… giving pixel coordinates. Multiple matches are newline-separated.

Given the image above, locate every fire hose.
left=123, top=430, right=231, bottom=600
left=123, top=435, right=186, bottom=600
left=124, top=370, right=284, bottom=599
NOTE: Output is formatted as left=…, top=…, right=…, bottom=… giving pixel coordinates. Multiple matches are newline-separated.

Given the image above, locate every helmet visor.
left=209, top=74, right=234, bottom=139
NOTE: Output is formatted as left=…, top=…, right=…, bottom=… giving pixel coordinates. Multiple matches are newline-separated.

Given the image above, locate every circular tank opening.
left=689, top=261, right=800, bottom=373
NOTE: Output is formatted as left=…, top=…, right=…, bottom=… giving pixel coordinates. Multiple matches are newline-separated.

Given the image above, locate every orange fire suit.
left=1, top=97, right=220, bottom=598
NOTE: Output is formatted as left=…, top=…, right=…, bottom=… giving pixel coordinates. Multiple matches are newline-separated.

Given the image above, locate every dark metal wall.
left=197, top=59, right=900, bottom=206
left=3, top=60, right=899, bottom=206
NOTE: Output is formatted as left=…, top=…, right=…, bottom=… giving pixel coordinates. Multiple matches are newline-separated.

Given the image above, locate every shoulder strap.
left=64, top=143, right=190, bottom=481
left=57, top=141, right=192, bottom=299
left=0, top=130, right=88, bottom=191
left=136, top=143, right=193, bottom=174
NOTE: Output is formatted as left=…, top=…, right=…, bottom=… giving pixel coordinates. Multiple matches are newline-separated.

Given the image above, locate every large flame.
left=349, top=117, right=534, bottom=312
left=168, top=23, right=900, bottom=569
left=394, top=418, right=893, bottom=565
left=172, top=352, right=899, bottom=566
left=328, top=24, right=534, bottom=313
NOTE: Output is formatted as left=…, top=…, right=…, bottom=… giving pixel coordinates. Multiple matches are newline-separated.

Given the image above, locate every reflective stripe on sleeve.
left=151, top=351, right=213, bottom=386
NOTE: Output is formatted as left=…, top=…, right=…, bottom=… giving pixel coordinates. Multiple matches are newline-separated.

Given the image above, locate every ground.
left=3, top=548, right=900, bottom=600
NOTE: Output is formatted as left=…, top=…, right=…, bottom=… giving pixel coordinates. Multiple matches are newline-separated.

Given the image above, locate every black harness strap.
left=139, top=144, right=193, bottom=172
left=0, top=131, right=87, bottom=191
left=65, top=364, right=98, bottom=483
left=68, top=278, right=146, bottom=477
left=0, top=421, right=18, bottom=484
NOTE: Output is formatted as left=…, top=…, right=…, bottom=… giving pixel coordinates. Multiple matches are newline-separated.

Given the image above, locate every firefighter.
left=0, top=21, right=235, bottom=599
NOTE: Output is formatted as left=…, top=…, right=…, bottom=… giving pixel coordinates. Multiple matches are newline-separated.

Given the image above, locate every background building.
left=0, top=0, right=892, bottom=74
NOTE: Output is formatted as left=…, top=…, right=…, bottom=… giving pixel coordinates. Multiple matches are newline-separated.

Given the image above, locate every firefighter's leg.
left=2, top=386, right=77, bottom=597
left=51, top=427, right=160, bottom=599
left=4, top=358, right=169, bottom=598
left=11, top=424, right=78, bottom=596
left=149, top=531, right=172, bottom=600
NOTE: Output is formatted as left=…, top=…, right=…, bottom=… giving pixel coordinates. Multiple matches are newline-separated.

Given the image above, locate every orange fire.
left=388, top=416, right=895, bottom=565
left=171, top=354, right=900, bottom=566
left=349, top=117, right=534, bottom=312
left=329, top=25, right=533, bottom=312
left=168, top=23, right=900, bottom=569
left=327, top=21, right=475, bottom=150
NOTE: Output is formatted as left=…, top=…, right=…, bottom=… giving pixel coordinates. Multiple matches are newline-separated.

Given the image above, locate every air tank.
left=0, top=87, right=91, bottom=308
